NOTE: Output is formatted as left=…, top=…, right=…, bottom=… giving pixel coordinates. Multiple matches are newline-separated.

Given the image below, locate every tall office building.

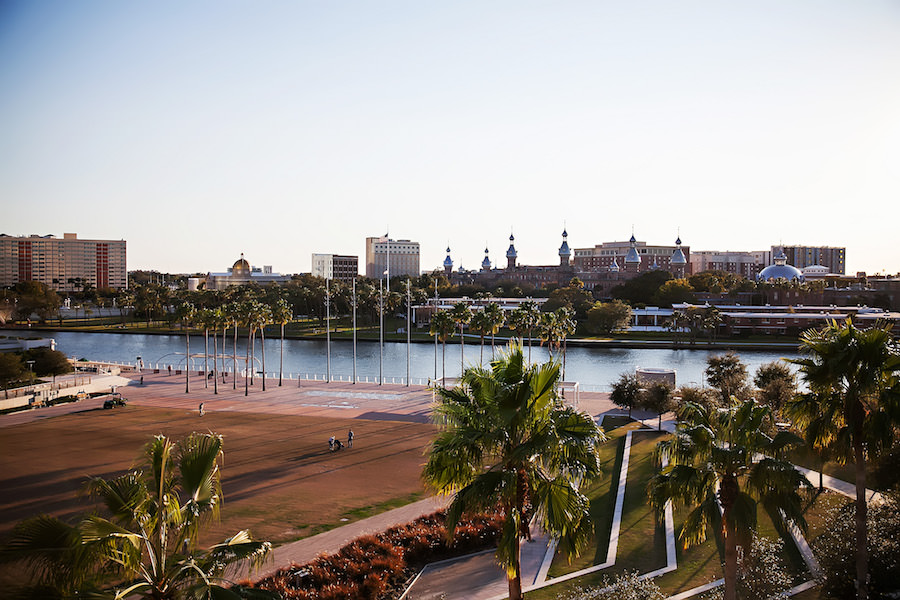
left=312, top=253, right=359, bottom=282
left=0, top=233, right=127, bottom=291
left=777, top=245, right=846, bottom=275
left=365, top=236, right=420, bottom=279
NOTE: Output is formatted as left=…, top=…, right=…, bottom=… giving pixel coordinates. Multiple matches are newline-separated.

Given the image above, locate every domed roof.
left=443, top=247, right=453, bottom=268
left=506, top=233, right=517, bottom=259
left=232, top=253, right=250, bottom=272
left=558, top=228, right=570, bottom=257
left=671, top=248, right=687, bottom=265
left=625, top=233, right=640, bottom=264
left=609, top=258, right=620, bottom=272
left=757, top=250, right=804, bottom=282
left=482, top=247, right=491, bottom=269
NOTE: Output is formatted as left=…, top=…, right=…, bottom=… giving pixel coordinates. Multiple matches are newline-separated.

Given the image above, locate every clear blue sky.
left=2, top=1, right=899, bottom=275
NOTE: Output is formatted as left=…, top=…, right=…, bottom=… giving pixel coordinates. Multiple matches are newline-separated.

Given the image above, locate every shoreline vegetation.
left=3, top=320, right=801, bottom=351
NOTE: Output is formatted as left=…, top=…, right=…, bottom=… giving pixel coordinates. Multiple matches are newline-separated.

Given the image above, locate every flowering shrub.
left=253, top=510, right=501, bottom=599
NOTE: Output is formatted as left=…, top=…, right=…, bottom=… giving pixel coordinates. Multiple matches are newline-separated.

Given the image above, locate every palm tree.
left=197, top=308, right=214, bottom=389
left=0, top=433, right=270, bottom=600
left=424, top=344, right=606, bottom=600
left=648, top=398, right=809, bottom=600
left=254, top=304, right=273, bottom=392
left=509, top=301, right=541, bottom=362
left=469, top=309, right=493, bottom=365
left=241, top=300, right=259, bottom=396
left=557, top=307, right=577, bottom=380
left=224, top=301, right=241, bottom=390
left=210, top=307, right=225, bottom=395
left=449, top=302, right=473, bottom=375
left=787, top=320, right=900, bottom=600
left=484, top=302, right=506, bottom=358
left=429, top=310, right=456, bottom=383
left=174, top=302, right=194, bottom=393
left=273, top=297, right=292, bottom=386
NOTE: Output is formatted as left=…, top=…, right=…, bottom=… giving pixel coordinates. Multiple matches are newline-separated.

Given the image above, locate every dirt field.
left=0, top=403, right=436, bottom=547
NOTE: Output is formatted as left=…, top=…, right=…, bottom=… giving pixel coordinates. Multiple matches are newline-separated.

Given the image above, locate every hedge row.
left=254, top=510, right=502, bottom=600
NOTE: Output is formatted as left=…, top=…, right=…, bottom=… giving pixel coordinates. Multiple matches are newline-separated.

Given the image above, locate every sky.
left=2, top=1, right=899, bottom=276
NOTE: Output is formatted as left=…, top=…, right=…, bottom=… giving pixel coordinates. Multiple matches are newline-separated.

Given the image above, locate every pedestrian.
left=140, top=375, right=144, bottom=385
left=329, top=435, right=335, bottom=451
left=167, top=365, right=172, bottom=376
left=348, top=429, right=354, bottom=448
left=199, top=402, right=204, bottom=417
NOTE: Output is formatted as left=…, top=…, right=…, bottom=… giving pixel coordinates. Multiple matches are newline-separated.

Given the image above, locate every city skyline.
left=2, top=2, right=898, bottom=275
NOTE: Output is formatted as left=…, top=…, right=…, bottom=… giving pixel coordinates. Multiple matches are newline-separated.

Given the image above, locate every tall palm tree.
left=224, top=301, right=241, bottom=390
left=648, top=398, right=809, bottom=600
left=241, top=300, right=259, bottom=396
left=557, top=307, right=577, bottom=380
left=510, top=301, right=541, bottom=362
left=538, top=310, right=561, bottom=358
left=0, top=433, right=271, bottom=599
left=424, top=344, right=605, bottom=600
left=429, top=310, right=456, bottom=383
left=469, top=309, right=493, bottom=365
left=210, top=307, right=225, bottom=395
left=483, top=302, right=505, bottom=358
left=174, top=302, right=194, bottom=394
left=273, top=297, right=292, bottom=386
left=787, top=320, right=900, bottom=600
left=197, top=308, right=214, bottom=389
left=449, top=302, right=473, bottom=375
left=254, top=304, right=273, bottom=392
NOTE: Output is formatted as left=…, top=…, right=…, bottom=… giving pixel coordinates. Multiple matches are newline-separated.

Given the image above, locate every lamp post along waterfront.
left=406, top=278, right=411, bottom=386
left=352, top=277, right=357, bottom=384
left=379, top=274, right=384, bottom=385
left=325, top=276, right=331, bottom=383
left=433, top=280, right=438, bottom=382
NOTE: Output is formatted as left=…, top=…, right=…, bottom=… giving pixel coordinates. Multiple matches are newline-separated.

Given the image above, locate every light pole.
left=325, top=276, right=331, bottom=383
left=352, top=277, right=357, bottom=384
left=379, top=273, right=384, bottom=385
left=433, top=279, right=438, bottom=382
left=406, top=278, right=411, bottom=386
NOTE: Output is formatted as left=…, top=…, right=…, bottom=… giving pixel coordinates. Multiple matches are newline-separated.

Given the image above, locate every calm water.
left=7, top=329, right=800, bottom=391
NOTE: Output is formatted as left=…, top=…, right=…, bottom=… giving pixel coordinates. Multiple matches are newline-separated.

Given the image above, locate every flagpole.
left=352, top=277, right=357, bottom=384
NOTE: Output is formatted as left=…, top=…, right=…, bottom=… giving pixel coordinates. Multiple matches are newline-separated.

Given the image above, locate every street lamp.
left=379, top=271, right=386, bottom=385
left=352, top=277, right=357, bottom=384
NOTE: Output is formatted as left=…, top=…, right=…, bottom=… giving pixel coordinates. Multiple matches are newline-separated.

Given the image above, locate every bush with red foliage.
left=254, top=510, right=501, bottom=600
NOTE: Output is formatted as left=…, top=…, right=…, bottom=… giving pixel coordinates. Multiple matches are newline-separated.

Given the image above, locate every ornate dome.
left=443, top=247, right=453, bottom=268
left=758, top=249, right=804, bottom=282
left=482, top=247, right=491, bottom=270
left=506, top=233, right=517, bottom=259
left=671, top=236, right=687, bottom=265
left=232, top=253, right=250, bottom=273
left=558, top=229, right=571, bottom=258
left=609, top=258, right=620, bottom=273
left=624, top=234, right=641, bottom=265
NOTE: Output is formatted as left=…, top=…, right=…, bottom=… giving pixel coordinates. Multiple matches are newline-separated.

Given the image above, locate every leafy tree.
left=648, top=398, right=809, bottom=600
left=586, top=300, right=632, bottom=335
left=0, top=433, right=271, bottom=599
left=424, top=344, right=605, bottom=600
left=788, top=320, right=900, bottom=600
left=689, top=270, right=748, bottom=294
left=814, top=493, right=900, bottom=599
left=610, top=372, right=641, bottom=418
left=610, top=270, right=673, bottom=306
left=22, top=347, right=72, bottom=379
left=0, top=352, right=25, bottom=395
left=653, top=278, right=696, bottom=307
left=678, top=384, right=719, bottom=411
left=753, top=361, right=796, bottom=415
left=12, top=281, right=60, bottom=322
left=639, top=381, right=676, bottom=430
left=542, top=280, right=594, bottom=319
left=705, top=351, right=750, bottom=404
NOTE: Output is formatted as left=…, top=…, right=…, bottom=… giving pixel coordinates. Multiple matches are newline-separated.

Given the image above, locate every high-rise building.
left=312, top=254, right=359, bottom=282
left=689, top=250, right=763, bottom=279
left=365, top=236, right=420, bottom=279
left=0, top=233, right=127, bottom=291
left=777, top=245, right=846, bottom=275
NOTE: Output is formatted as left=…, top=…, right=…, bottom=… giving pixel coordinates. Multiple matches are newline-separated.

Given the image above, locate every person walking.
left=348, top=429, right=354, bottom=448
left=199, top=402, right=204, bottom=417
left=329, top=435, right=335, bottom=451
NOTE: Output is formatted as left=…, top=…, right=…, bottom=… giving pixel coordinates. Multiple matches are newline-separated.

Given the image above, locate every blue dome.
left=506, top=234, right=517, bottom=259
left=671, top=248, right=687, bottom=265
left=625, top=247, right=641, bottom=264
left=758, top=250, right=803, bottom=281
left=443, top=255, right=453, bottom=268
left=482, top=247, right=491, bottom=269
left=559, top=241, right=570, bottom=257
left=758, top=264, right=804, bottom=282
left=609, top=258, right=620, bottom=272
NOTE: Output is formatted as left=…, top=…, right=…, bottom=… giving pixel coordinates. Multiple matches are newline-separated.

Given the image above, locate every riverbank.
left=3, top=324, right=801, bottom=352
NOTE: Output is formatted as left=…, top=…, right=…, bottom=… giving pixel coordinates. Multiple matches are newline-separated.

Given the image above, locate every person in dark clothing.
left=348, top=429, right=354, bottom=448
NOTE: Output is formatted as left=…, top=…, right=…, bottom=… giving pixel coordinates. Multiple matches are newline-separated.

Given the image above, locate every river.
left=5, top=329, right=800, bottom=391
